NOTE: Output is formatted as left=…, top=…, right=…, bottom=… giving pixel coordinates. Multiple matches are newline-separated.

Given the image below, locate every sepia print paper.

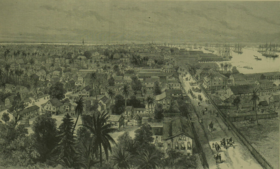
left=0, top=0, right=279, bottom=169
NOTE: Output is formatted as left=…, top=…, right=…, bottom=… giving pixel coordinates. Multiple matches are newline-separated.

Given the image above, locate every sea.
left=204, top=48, right=280, bottom=74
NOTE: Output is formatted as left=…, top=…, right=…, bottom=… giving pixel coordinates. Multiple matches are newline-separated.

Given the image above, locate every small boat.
left=255, top=57, right=262, bottom=60
left=254, top=55, right=258, bottom=57
left=243, top=66, right=253, bottom=69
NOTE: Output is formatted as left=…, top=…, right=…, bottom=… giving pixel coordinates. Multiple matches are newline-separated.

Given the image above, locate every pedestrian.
left=202, top=111, right=205, bottom=115
left=212, top=143, right=215, bottom=148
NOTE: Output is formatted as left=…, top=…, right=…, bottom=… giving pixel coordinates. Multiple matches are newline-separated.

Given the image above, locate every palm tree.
left=5, top=64, right=10, bottom=82
left=251, top=89, right=260, bottom=125
left=123, top=84, right=129, bottom=108
left=228, top=63, right=232, bottom=72
left=111, top=148, right=132, bottom=169
left=220, top=63, right=224, bottom=72
left=224, top=63, right=228, bottom=72
left=146, top=96, right=154, bottom=114
left=82, top=112, right=117, bottom=167
left=72, top=97, right=84, bottom=134
left=136, top=150, right=161, bottom=169
left=108, top=89, right=115, bottom=105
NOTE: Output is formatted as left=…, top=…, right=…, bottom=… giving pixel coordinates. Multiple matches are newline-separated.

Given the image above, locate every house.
left=269, top=95, right=280, bottom=110
left=75, top=76, right=85, bottom=86
left=98, top=95, right=111, bottom=113
left=36, top=70, right=47, bottom=81
left=258, top=101, right=269, bottom=112
left=155, top=92, right=171, bottom=109
left=5, top=95, right=15, bottom=107
left=133, top=108, right=146, bottom=115
left=167, top=80, right=181, bottom=90
left=107, top=115, right=125, bottom=129
left=203, top=72, right=228, bottom=90
left=147, top=59, right=155, bottom=66
left=162, top=65, right=174, bottom=73
left=20, top=105, right=40, bottom=117
left=42, top=98, right=64, bottom=114
left=151, top=118, right=194, bottom=156
left=229, top=85, right=258, bottom=96
left=61, top=98, right=73, bottom=112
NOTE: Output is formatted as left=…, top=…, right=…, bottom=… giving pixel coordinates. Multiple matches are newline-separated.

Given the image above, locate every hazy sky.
left=0, top=0, right=279, bottom=43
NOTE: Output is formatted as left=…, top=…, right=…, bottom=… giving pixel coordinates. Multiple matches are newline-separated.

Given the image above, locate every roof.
left=155, top=92, right=166, bottom=101
left=49, top=98, right=63, bottom=107
left=21, top=105, right=40, bottom=115
left=162, top=118, right=194, bottom=140
left=144, top=78, right=159, bottom=83
left=166, top=89, right=182, bottom=96
left=125, top=106, right=133, bottom=111
left=230, top=85, right=257, bottom=95
left=100, top=96, right=110, bottom=104
left=258, top=101, right=268, bottom=106
left=270, top=95, right=280, bottom=102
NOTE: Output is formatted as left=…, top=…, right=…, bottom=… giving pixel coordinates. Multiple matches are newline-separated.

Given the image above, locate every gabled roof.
left=49, top=98, right=63, bottom=107
left=162, top=118, right=194, bottom=140
left=155, top=92, right=166, bottom=101
left=230, top=85, right=257, bottom=95
left=258, top=101, right=268, bottom=106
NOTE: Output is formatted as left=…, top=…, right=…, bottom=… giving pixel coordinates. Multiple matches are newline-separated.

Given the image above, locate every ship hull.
left=262, top=53, right=279, bottom=58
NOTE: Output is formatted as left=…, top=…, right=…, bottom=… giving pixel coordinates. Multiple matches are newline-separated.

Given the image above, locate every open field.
left=233, top=117, right=279, bottom=169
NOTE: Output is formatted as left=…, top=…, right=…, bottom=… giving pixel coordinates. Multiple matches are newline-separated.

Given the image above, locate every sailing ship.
left=257, top=44, right=266, bottom=53
left=233, top=44, right=243, bottom=54
left=262, top=43, right=278, bottom=58
left=218, top=44, right=232, bottom=60
left=204, top=43, right=209, bottom=50
left=194, top=43, right=198, bottom=49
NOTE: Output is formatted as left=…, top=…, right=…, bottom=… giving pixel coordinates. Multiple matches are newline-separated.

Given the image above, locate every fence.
left=200, top=85, right=274, bottom=169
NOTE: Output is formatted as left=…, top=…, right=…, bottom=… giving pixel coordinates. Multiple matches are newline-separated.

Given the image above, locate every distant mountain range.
left=0, top=1, right=279, bottom=43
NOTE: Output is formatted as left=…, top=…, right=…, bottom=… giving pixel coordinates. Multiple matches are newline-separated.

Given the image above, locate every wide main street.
left=179, top=73, right=263, bottom=169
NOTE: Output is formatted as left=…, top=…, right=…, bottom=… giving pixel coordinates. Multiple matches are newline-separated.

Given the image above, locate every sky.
left=0, top=0, right=280, bottom=43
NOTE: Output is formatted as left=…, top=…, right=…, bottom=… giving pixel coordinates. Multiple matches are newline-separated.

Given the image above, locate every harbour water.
left=213, top=48, right=280, bottom=74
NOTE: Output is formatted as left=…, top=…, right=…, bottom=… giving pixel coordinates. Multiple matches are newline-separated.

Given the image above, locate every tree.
left=122, top=84, right=129, bottom=108
left=0, top=121, right=38, bottom=167
left=32, top=114, right=58, bottom=162
left=117, top=132, right=134, bottom=151
left=82, top=112, right=117, bottom=167
left=113, top=65, right=119, bottom=72
left=251, top=89, right=260, bottom=125
left=220, top=63, right=224, bottom=72
left=111, top=148, right=132, bottom=169
left=108, top=77, right=115, bottom=86
left=84, top=51, right=92, bottom=59
left=108, top=89, right=115, bottom=105
left=76, top=127, right=99, bottom=169
left=232, top=66, right=239, bottom=74
left=131, top=76, right=142, bottom=95
left=113, top=95, right=125, bottom=115
left=1, top=112, right=10, bottom=123
left=134, top=123, right=154, bottom=147
left=154, top=81, right=161, bottom=95
left=136, top=150, right=161, bottom=169
left=154, top=104, right=164, bottom=121
left=72, top=97, right=84, bottom=135
left=49, top=82, right=66, bottom=100
left=233, top=96, right=241, bottom=110
left=8, top=93, right=25, bottom=125
left=146, top=96, right=154, bottom=114
left=53, top=113, right=79, bottom=168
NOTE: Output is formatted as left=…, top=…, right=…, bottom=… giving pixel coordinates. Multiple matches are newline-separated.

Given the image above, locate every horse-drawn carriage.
left=220, top=137, right=235, bottom=149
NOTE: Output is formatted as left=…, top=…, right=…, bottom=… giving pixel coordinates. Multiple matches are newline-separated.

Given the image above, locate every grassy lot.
left=233, top=117, right=279, bottom=169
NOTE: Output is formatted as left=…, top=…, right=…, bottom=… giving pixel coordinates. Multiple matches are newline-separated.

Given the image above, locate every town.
left=0, top=42, right=279, bottom=169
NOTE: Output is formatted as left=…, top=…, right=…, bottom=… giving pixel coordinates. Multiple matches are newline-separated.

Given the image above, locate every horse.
left=214, top=154, right=222, bottom=163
